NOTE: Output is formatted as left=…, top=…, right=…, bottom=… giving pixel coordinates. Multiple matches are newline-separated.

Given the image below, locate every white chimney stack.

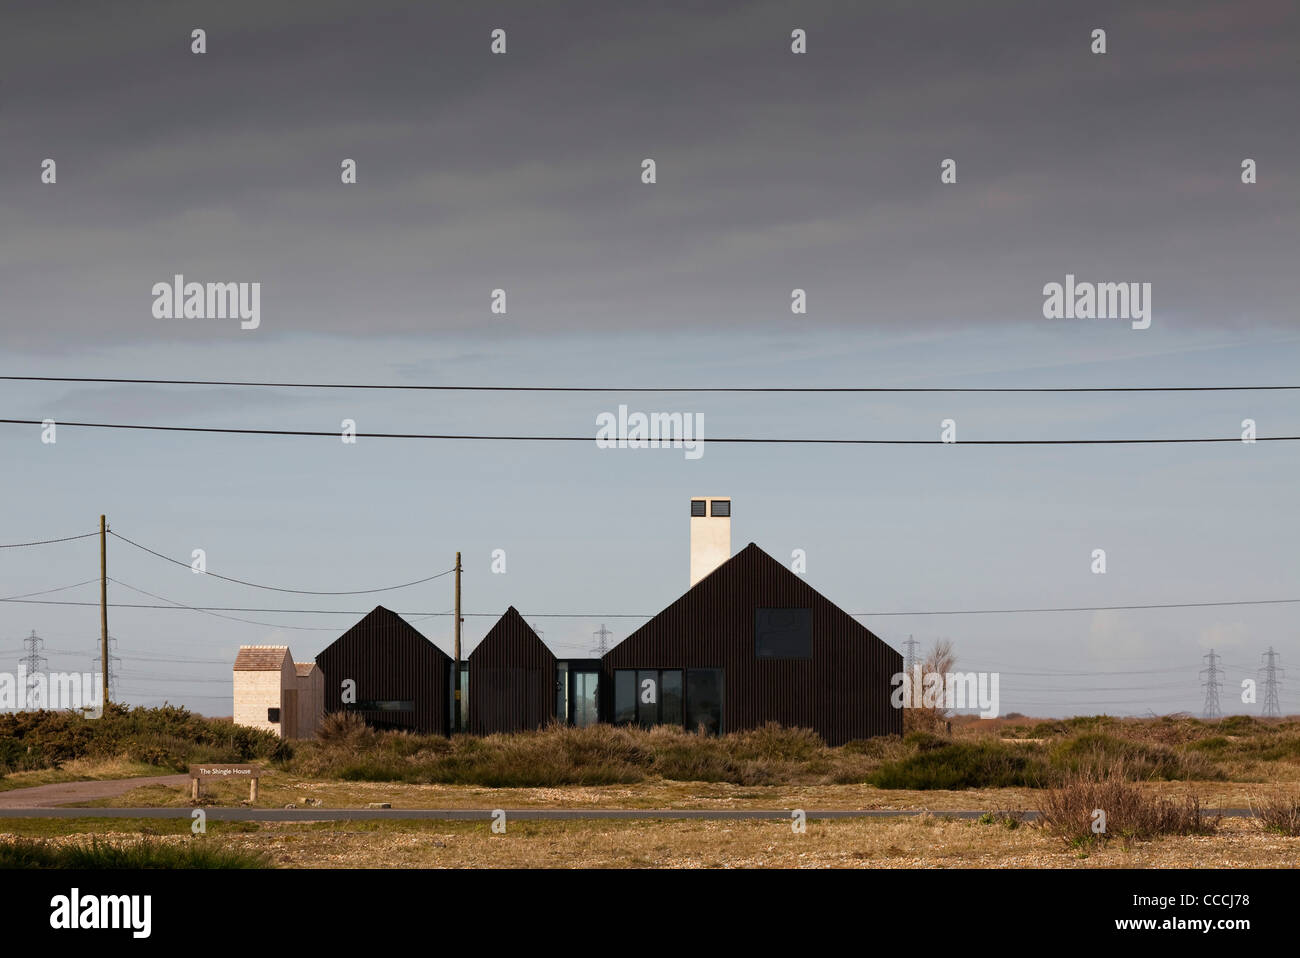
left=689, top=496, right=731, bottom=586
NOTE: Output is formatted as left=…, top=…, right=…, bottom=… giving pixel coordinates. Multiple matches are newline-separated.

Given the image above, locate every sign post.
left=189, top=764, right=261, bottom=803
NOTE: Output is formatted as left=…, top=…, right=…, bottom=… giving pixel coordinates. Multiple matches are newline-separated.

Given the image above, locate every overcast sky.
left=1, top=0, right=1296, bottom=717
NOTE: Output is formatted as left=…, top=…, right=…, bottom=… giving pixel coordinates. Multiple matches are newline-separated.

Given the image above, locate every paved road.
left=0, top=774, right=188, bottom=809
left=0, top=806, right=1258, bottom=822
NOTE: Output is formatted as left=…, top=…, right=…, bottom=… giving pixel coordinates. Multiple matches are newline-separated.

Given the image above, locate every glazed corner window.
left=267, top=707, right=281, bottom=722
left=755, top=608, right=812, bottom=659
left=616, top=669, right=683, bottom=727
left=710, top=500, right=730, bottom=517
left=690, top=500, right=707, bottom=517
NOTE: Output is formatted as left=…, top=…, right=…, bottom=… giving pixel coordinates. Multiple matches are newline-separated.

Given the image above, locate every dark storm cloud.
left=0, top=0, right=1295, bottom=351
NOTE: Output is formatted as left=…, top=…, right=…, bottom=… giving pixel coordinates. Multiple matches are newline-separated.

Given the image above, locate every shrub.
left=1217, top=715, right=1262, bottom=736
left=1038, top=765, right=1220, bottom=846
left=289, top=722, right=896, bottom=787
left=0, top=703, right=290, bottom=779
left=1251, top=794, right=1300, bottom=836
left=868, top=741, right=1048, bottom=789
left=1048, top=733, right=1220, bottom=781
left=316, top=711, right=375, bottom=748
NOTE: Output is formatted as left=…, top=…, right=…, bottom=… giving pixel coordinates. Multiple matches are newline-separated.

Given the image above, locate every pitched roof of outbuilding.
left=233, top=646, right=292, bottom=670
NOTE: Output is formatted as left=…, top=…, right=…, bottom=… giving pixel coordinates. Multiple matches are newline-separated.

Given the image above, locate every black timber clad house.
left=601, top=543, right=902, bottom=745
left=317, top=547, right=900, bottom=744
left=470, top=608, right=603, bottom=732
left=468, top=607, right=556, bottom=734
left=315, top=605, right=450, bottom=734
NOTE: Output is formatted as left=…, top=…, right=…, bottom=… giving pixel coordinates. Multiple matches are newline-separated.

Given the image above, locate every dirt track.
left=0, top=774, right=189, bottom=808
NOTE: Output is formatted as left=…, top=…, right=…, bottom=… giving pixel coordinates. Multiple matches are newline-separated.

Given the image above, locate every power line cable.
left=0, top=579, right=98, bottom=601
left=108, top=530, right=453, bottom=595
left=5, top=375, right=1299, bottom=393
left=3, top=418, right=1298, bottom=445
left=5, top=593, right=1300, bottom=618
left=0, top=531, right=98, bottom=548
left=104, top=578, right=343, bottom=631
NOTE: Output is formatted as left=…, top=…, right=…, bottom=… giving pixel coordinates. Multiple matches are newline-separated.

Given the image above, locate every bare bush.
left=1251, top=793, right=1300, bottom=836
left=1037, top=762, right=1220, bottom=846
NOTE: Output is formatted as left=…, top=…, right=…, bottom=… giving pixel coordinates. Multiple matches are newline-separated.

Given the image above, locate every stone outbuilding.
left=232, top=645, right=323, bottom=739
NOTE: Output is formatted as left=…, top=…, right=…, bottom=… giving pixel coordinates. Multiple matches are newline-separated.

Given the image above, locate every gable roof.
left=611, top=541, right=894, bottom=655
left=294, top=662, right=318, bottom=677
left=602, top=542, right=901, bottom=744
left=233, top=646, right=292, bottom=671
left=317, top=605, right=450, bottom=661
left=470, top=606, right=552, bottom=662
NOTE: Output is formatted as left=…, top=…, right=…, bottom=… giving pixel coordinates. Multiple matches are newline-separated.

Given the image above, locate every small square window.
left=710, top=500, right=730, bottom=517
left=755, top=608, right=812, bottom=659
left=267, top=707, right=281, bottom=722
left=690, top=500, right=707, bottom=517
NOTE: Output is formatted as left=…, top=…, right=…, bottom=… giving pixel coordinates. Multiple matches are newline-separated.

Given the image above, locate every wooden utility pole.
left=99, top=514, right=109, bottom=707
left=453, top=551, right=462, bottom=733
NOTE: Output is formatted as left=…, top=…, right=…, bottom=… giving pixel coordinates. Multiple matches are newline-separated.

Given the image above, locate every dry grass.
left=288, top=717, right=1280, bottom=790
left=1038, top=763, right=1221, bottom=847
left=1251, top=792, right=1300, bottom=836
left=84, top=772, right=1300, bottom=814
left=0, top=757, right=167, bottom=792
left=291, top=721, right=867, bottom=787
left=6, top=815, right=1292, bottom=868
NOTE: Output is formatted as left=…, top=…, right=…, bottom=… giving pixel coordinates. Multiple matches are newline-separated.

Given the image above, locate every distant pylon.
left=1200, top=649, right=1222, bottom=720
left=89, top=634, right=119, bottom=699
left=21, top=630, right=47, bottom=706
left=592, top=624, right=613, bottom=657
left=1259, top=647, right=1284, bottom=718
left=902, top=636, right=920, bottom=674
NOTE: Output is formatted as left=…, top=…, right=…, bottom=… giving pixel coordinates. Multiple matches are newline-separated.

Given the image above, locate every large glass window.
left=755, top=608, right=812, bottom=659
left=636, top=670, right=658, bottom=728
left=661, top=670, right=683, bottom=726
left=615, top=669, right=686, bottom=727
left=614, top=670, right=637, bottom=725
left=685, top=669, right=723, bottom=735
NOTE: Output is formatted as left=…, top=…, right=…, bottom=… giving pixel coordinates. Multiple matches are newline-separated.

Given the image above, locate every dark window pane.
left=661, top=670, right=683, bottom=727
left=267, top=707, right=280, bottom=722
left=710, top=500, right=730, bottom=517
left=690, top=499, right=707, bottom=517
left=637, top=669, right=659, bottom=727
left=755, top=608, right=812, bottom=659
left=573, top=672, right=599, bottom=728
left=685, top=669, right=723, bottom=735
left=354, top=700, right=415, bottom=712
left=614, top=670, right=637, bottom=724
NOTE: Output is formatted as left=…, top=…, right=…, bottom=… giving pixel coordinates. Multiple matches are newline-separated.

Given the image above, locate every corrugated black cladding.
left=315, top=605, right=450, bottom=734
left=601, top=543, right=902, bottom=746
left=469, top=607, right=556, bottom=734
